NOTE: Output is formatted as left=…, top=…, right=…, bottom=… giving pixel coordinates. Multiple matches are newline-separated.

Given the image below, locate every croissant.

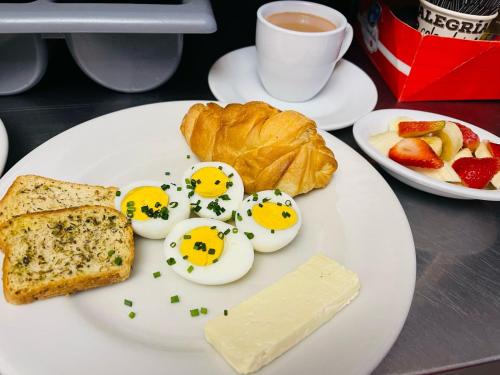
left=180, top=101, right=337, bottom=197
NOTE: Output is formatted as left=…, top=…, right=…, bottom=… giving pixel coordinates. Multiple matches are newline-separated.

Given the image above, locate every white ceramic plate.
left=0, top=118, right=8, bottom=175
left=208, top=46, right=378, bottom=131
left=353, top=109, right=500, bottom=201
left=0, top=101, right=414, bottom=375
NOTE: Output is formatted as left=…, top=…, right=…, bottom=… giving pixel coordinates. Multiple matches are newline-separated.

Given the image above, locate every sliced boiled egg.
left=115, top=180, right=190, bottom=239
left=182, top=162, right=244, bottom=221
left=164, top=218, right=254, bottom=285
left=235, top=190, right=302, bottom=253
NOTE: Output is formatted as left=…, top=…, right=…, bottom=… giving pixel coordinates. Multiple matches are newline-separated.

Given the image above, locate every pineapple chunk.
left=475, top=142, right=493, bottom=158
left=369, top=131, right=402, bottom=156
left=452, top=148, right=473, bottom=162
left=412, top=162, right=461, bottom=183
left=421, top=136, right=443, bottom=156
left=438, top=121, right=463, bottom=161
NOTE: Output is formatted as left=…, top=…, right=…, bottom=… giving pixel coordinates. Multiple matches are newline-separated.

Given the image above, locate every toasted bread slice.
left=0, top=205, right=134, bottom=304
left=0, top=175, right=117, bottom=227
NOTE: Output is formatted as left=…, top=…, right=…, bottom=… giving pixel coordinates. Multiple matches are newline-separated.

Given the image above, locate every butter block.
left=204, top=254, right=360, bottom=374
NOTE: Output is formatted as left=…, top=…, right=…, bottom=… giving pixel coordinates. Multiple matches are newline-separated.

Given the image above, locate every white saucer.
left=208, top=46, right=378, bottom=131
left=0, top=118, right=8, bottom=175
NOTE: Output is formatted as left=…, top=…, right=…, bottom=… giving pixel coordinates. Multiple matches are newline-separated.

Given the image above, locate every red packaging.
left=356, top=1, right=500, bottom=102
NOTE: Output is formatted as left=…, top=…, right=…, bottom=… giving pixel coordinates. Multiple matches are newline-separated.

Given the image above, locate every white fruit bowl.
left=353, top=109, right=500, bottom=201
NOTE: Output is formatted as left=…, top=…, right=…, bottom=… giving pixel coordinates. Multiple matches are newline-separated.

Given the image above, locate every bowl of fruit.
left=353, top=109, right=500, bottom=200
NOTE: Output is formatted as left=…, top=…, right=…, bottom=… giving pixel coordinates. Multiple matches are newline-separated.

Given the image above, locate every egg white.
left=182, top=162, right=244, bottom=221
left=235, top=190, right=302, bottom=253
left=114, top=180, right=190, bottom=239
left=163, top=218, right=254, bottom=285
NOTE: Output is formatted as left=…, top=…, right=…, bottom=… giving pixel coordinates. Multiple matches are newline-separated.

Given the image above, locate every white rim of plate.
left=0, top=119, right=8, bottom=176
left=353, top=109, right=500, bottom=201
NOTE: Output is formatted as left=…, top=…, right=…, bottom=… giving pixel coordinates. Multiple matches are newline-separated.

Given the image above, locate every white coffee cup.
left=256, top=1, right=353, bottom=102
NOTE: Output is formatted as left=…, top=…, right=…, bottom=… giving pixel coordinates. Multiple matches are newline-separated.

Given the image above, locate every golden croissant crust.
left=180, top=101, right=337, bottom=197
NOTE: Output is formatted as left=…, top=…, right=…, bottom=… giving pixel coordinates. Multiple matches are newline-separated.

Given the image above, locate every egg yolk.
left=121, top=186, right=169, bottom=221
left=191, top=167, right=229, bottom=198
left=252, top=202, right=297, bottom=230
left=180, top=226, right=224, bottom=266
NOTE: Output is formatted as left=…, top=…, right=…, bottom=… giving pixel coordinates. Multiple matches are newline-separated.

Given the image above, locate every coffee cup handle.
left=336, top=23, right=353, bottom=63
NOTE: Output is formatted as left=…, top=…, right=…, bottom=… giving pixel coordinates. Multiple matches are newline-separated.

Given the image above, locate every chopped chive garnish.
left=223, top=228, right=230, bottom=236
left=232, top=228, right=238, bottom=233
left=258, top=203, right=263, bottom=208
left=196, top=179, right=201, bottom=184
left=274, top=189, right=282, bottom=195
left=190, top=308, right=199, bottom=317
left=177, top=187, right=182, bottom=191
left=207, top=200, right=225, bottom=216
left=214, top=180, right=221, bottom=185
left=169, top=201, right=178, bottom=208
left=187, top=265, right=194, bottom=273
left=277, top=202, right=283, bottom=206
left=108, top=250, right=115, bottom=257
left=165, top=171, right=170, bottom=175
left=217, top=232, right=224, bottom=239
left=228, top=173, right=234, bottom=178
left=114, top=256, right=123, bottom=266
left=187, top=154, right=191, bottom=159
left=161, top=184, right=169, bottom=190
left=166, top=257, right=176, bottom=266
left=219, top=194, right=230, bottom=201
left=224, top=309, right=228, bottom=316
left=188, top=191, right=194, bottom=198
left=210, top=225, right=216, bottom=230
left=218, top=166, right=223, bottom=170
left=170, top=295, right=180, bottom=303
left=153, top=271, right=161, bottom=278
left=116, top=191, right=121, bottom=196
left=285, top=200, right=292, bottom=206
left=124, top=299, right=133, bottom=307
left=213, top=258, right=219, bottom=263
left=170, top=242, right=176, bottom=248
left=236, top=213, right=243, bottom=221
left=208, top=248, right=215, bottom=255
left=247, top=209, right=252, bottom=216
left=252, top=193, right=258, bottom=201
left=262, top=197, right=271, bottom=202
left=183, top=255, right=188, bottom=259
left=201, top=307, right=208, bottom=315
left=183, top=234, right=191, bottom=239
left=226, top=181, right=233, bottom=188
left=185, top=178, right=191, bottom=185
left=231, top=210, right=236, bottom=221
left=155, top=202, right=161, bottom=208
left=282, top=211, right=291, bottom=218
left=244, top=232, right=254, bottom=240
left=126, top=201, right=135, bottom=207
left=271, top=229, right=275, bottom=234
left=129, top=311, right=136, bottom=319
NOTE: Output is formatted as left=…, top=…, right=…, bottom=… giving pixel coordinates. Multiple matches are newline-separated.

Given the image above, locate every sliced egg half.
left=235, top=190, right=302, bottom=252
left=164, top=218, right=254, bottom=285
left=182, top=162, right=244, bottom=221
left=115, top=180, right=190, bottom=239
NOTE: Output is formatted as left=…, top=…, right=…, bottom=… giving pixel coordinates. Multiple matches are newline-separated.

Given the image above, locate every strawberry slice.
left=389, top=138, right=444, bottom=169
left=456, top=123, right=479, bottom=151
left=398, top=121, right=445, bottom=137
left=452, top=157, right=500, bottom=189
left=486, top=140, right=500, bottom=158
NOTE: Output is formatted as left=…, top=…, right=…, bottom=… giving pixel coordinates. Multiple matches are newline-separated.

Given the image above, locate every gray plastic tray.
left=0, top=0, right=216, bottom=94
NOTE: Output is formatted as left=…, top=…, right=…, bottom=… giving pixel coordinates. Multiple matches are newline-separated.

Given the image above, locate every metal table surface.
left=0, top=4, right=499, bottom=374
